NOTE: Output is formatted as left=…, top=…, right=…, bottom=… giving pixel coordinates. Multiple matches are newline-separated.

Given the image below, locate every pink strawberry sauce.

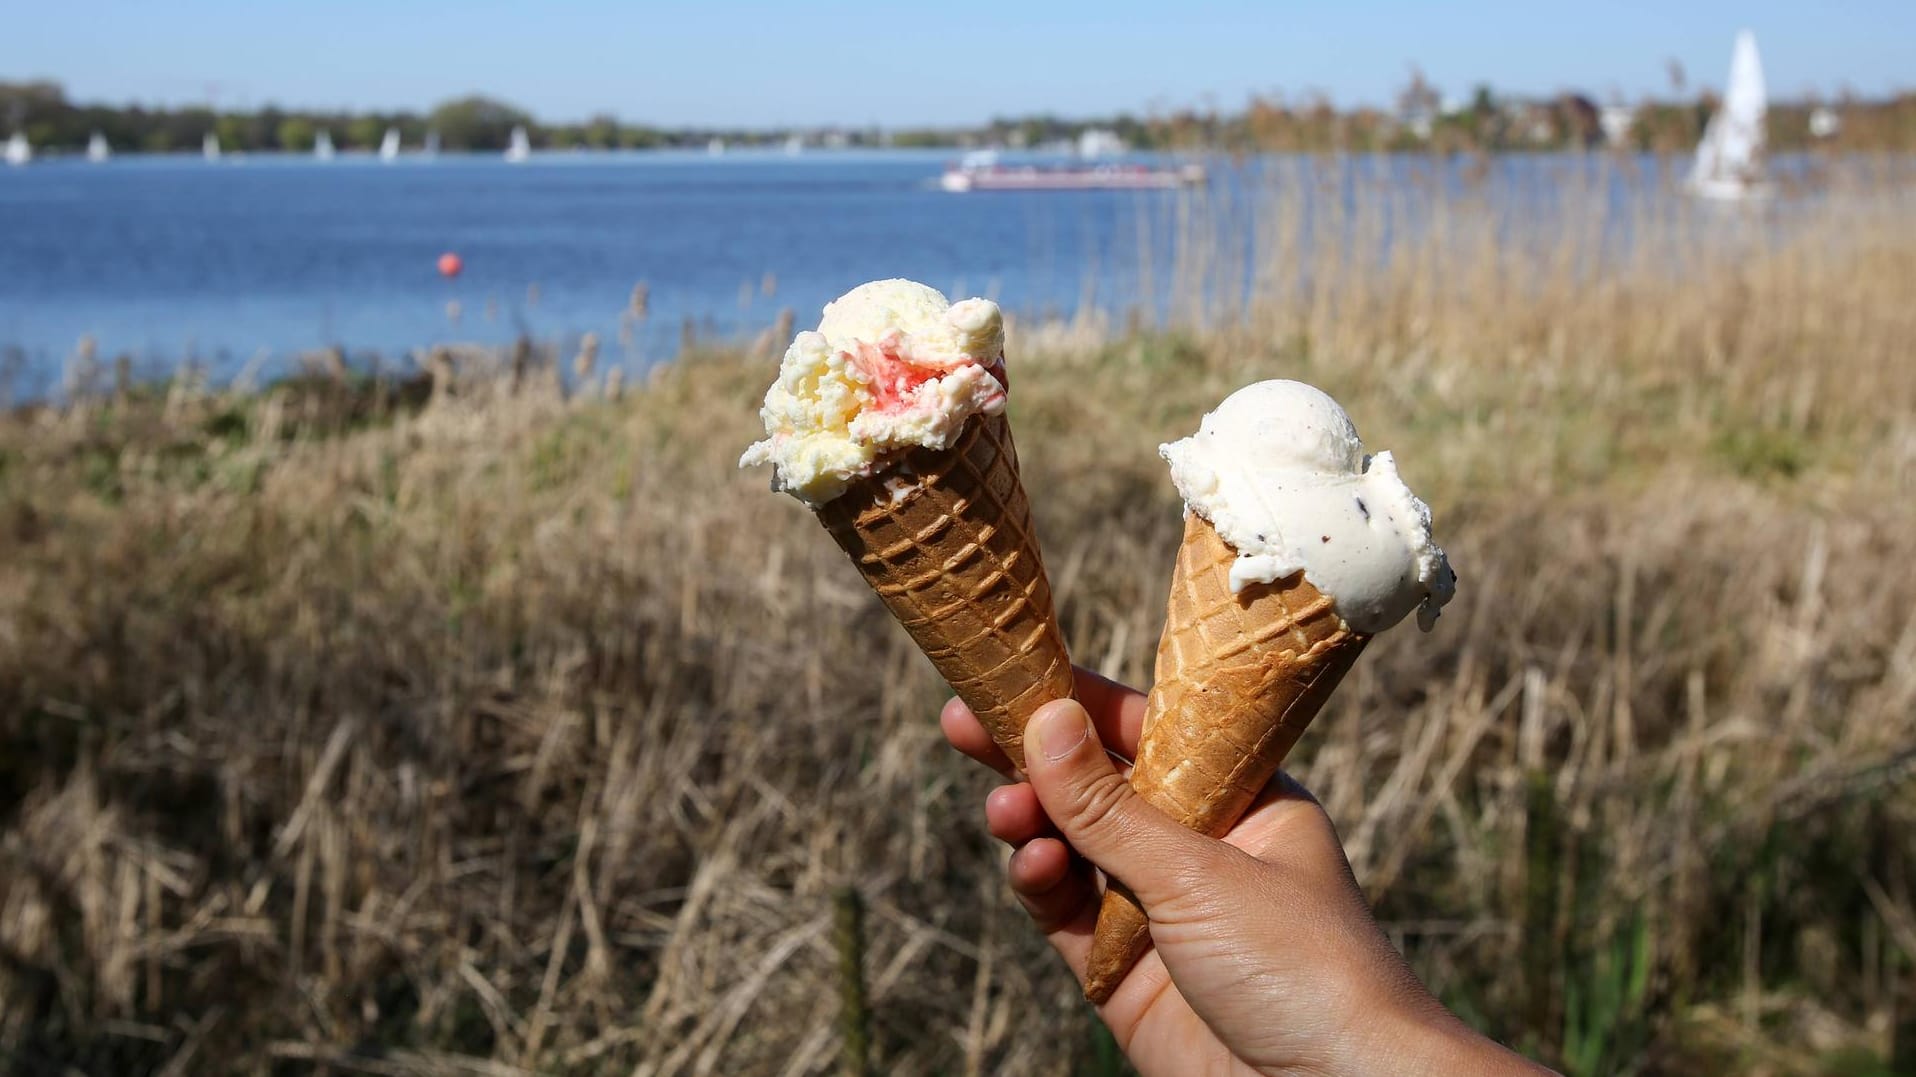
left=847, top=336, right=1006, bottom=415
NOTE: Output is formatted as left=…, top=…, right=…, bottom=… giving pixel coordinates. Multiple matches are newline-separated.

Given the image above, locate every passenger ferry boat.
left=940, top=151, right=1204, bottom=192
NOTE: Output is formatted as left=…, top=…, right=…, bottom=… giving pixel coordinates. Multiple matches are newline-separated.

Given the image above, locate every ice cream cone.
left=1082, top=511, right=1369, bottom=1002
left=814, top=410, right=1073, bottom=771
left=742, top=281, right=1076, bottom=768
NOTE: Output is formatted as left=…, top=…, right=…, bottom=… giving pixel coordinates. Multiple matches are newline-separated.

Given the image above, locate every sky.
left=12, top=1, right=1914, bottom=127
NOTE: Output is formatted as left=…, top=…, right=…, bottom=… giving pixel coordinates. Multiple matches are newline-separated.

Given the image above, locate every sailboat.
left=314, top=129, right=336, bottom=161
left=87, top=131, right=111, bottom=162
left=423, top=129, right=441, bottom=157
left=3, top=132, right=29, bottom=166
left=379, top=127, right=401, bottom=161
left=504, top=125, right=531, bottom=163
left=1688, top=30, right=1769, bottom=200
left=203, top=132, right=222, bottom=161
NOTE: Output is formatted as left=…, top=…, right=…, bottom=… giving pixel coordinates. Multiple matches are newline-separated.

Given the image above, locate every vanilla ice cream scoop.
left=1160, top=380, right=1456, bottom=633
left=740, top=279, right=1007, bottom=505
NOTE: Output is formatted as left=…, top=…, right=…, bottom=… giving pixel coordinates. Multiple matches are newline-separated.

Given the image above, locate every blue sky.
left=12, top=2, right=1912, bottom=125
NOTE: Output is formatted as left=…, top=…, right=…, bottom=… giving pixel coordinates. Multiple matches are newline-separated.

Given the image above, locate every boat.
left=423, top=129, right=441, bottom=157
left=504, top=125, right=531, bottom=163
left=379, top=127, right=401, bottom=162
left=314, top=129, right=336, bottom=161
left=1688, top=30, right=1769, bottom=201
left=707, top=137, right=726, bottom=155
left=3, top=132, right=29, bottom=166
left=86, top=131, right=110, bottom=162
left=783, top=134, right=804, bottom=155
left=203, top=132, right=221, bottom=161
left=940, top=151, right=1205, bottom=192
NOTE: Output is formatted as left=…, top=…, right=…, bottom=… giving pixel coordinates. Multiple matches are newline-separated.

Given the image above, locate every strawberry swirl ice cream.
left=741, top=279, right=1008, bottom=505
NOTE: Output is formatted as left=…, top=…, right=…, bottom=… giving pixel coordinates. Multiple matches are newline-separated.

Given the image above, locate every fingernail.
left=1036, top=703, right=1090, bottom=762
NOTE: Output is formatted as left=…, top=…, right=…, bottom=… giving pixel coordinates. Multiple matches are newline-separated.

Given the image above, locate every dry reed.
left=1, top=161, right=1913, bottom=1076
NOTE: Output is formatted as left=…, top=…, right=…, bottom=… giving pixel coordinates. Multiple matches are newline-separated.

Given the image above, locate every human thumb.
left=1023, top=699, right=1223, bottom=909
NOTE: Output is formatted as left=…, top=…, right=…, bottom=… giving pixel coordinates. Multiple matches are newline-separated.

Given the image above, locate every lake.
left=2, top=149, right=1203, bottom=392
left=0, top=148, right=1846, bottom=396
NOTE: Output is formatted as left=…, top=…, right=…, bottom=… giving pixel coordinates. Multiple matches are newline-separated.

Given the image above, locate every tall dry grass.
left=3, top=162, right=1915, bottom=1076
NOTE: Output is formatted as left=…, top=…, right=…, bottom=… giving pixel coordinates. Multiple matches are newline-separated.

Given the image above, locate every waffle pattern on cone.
left=1131, top=512, right=1366, bottom=833
left=815, top=412, right=1073, bottom=771
left=1083, top=511, right=1368, bottom=1002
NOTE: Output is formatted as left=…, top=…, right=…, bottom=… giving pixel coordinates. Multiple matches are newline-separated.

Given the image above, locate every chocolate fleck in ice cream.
left=1084, top=379, right=1455, bottom=1002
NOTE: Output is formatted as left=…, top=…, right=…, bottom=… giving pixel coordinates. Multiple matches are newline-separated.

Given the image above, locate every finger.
left=1224, top=769, right=1317, bottom=842
left=1070, top=667, right=1149, bottom=761
left=1022, top=699, right=1224, bottom=912
left=1006, top=837, right=1073, bottom=896
left=984, top=783, right=1053, bottom=846
left=1223, top=769, right=1344, bottom=868
left=940, top=696, right=1015, bottom=777
left=1004, top=839, right=1101, bottom=963
left=943, top=672, right=1145, bottom=776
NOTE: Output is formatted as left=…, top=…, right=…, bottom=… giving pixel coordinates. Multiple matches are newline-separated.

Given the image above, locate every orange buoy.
left=437, top=252, right=464, bottom=278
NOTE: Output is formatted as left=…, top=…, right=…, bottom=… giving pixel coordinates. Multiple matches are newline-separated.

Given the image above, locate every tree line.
left=5, top=79, right=1913, bottom=157
left=1176, top=87, right=1916, bottom=155
left=0, top=84, right=698, bottom=154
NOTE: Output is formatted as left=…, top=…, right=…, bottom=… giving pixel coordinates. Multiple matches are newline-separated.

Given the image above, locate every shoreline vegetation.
left=5, top=78, right=1916, bottom=157
left=3, top=164, right=1915, bottom=1074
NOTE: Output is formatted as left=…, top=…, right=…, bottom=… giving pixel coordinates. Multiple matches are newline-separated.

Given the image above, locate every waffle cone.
left=1083, top=511, right=1369, bottom=1002
left=814, top=412, right=1073, bottom=771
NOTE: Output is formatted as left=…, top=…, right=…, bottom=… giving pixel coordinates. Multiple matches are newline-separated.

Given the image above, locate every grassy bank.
left=3, top=173, right=1915, bottom=1075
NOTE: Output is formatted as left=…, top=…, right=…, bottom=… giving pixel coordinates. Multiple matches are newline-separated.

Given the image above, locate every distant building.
left=1491, top=95, right=1601, bottom=148
left=1599, top=104, right=1637, bottom=147
left=1557, top=94, right=1602, bottom=147
left=1504, top=101, right=1556, bottom=144
left=1396, top=68, right=1442, bottom=140
left=1077, top=128, right=1127, bottom=158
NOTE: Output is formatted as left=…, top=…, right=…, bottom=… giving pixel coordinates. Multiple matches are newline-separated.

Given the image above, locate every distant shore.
left=10, top=78, right=1916, bottom=160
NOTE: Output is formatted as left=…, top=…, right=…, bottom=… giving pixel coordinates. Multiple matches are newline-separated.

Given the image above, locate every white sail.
left=504, top=125, right=531, bottom=163
left=424, top=129, right=441, bottom=157
left=379, top=127, right=401, bottom=161
left=1689, top=29, right=1769, bottom=200
left=315, top=129, right=336, bottom=161
left=87, top=131, right=111, bottom=162
left=203, top=131, right=221, bottom=160
left=3, top=132, right=29, bottom=166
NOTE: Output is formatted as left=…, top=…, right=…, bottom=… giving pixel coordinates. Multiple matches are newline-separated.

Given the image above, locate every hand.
left=942, top=668, right=1554, bottom=1077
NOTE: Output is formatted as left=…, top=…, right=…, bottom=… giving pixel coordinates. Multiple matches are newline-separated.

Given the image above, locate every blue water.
left=0, top=148, right=1865, bottom=396
left=0, top=149, right=1182, bottom=392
